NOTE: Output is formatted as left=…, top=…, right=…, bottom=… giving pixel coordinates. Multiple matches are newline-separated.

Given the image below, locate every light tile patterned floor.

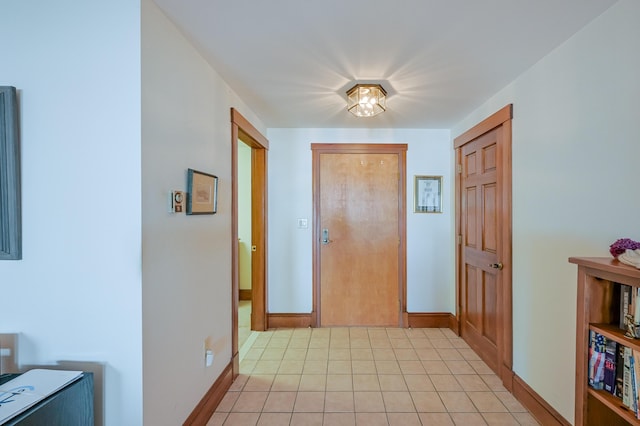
left=208, top=328, right=540, bottom=426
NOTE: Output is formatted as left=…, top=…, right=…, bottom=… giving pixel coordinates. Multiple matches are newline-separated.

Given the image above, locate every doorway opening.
left=231, top=109, right=268, bottom=377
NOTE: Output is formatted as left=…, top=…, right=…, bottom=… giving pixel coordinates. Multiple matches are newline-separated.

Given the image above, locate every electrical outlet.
left=0, top=333, right=19, bottom=374
left=205, top=350, right=214, bottom=367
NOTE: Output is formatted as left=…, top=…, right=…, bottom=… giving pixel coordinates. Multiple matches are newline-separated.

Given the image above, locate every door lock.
left=322, top=228, right=332, bottom=245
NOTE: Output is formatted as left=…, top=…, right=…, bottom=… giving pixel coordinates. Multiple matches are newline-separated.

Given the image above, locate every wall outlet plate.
left=169, top=191, right=184, bottom=213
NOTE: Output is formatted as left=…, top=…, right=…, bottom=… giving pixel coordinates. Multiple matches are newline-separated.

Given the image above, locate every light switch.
left=297, top=218, right=308, bottom=229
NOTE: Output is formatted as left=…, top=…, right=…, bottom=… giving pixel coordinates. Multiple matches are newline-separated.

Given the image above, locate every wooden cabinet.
left=571, top=257, right=640, bottom=425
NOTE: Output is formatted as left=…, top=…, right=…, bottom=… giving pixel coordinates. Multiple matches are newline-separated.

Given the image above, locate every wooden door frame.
left=231, top=108, right=268, bottom=377
left=311, top=143, right=408, bottom=328
left=454, top=104, right=513, bottom=389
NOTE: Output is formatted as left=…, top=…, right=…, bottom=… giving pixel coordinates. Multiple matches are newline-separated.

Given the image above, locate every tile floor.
left=208, top=327, right=540, bottom=426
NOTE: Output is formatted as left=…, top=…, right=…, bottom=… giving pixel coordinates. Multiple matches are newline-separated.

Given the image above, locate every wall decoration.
left=414, top=175, right=442, bottom=213
left=186, top=168, right=218, bottom=215
left=0, top=86, right=21, bottom=259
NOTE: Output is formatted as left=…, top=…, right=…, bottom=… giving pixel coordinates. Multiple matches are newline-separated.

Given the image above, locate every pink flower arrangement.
left=610, top=238, right=640, bottom=258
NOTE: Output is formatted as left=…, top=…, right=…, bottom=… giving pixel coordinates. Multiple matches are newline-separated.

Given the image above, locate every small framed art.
left=414, top=175, right=442, bottom=213
left=187, top=168, right=218, bottom=215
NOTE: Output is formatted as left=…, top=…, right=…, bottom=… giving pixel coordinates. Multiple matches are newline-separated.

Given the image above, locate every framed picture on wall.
left=187, top=168, right=218, bottom=215
left=414, top=175, right=442, bottom=213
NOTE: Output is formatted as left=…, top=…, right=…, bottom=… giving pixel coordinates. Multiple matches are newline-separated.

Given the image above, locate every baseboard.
left=183, top=362, right=233, bottom=426
left=267, top=313, right=311, bottom=328
left=407, top=312, right=456, bottom=329
left=239, top=289, right=252, bottom=301
left=512, top=374, right=571, bottom=426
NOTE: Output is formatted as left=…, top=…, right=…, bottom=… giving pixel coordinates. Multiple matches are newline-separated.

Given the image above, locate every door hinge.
left=456, top=164, right=462, bottom=174
left=457, top=235, right=462, bottom=244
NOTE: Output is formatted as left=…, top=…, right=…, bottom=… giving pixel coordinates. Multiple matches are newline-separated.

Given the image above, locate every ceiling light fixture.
left=346, top=84, right=387, bottom=117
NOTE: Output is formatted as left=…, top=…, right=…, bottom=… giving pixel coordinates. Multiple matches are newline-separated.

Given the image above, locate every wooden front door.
left=455, top=105, right=513, bottom=385
left=312, top=144, right=407, bottom=327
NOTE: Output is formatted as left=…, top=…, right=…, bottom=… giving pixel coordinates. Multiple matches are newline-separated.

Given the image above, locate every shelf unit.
left=571, top=257, right=640, bottom=426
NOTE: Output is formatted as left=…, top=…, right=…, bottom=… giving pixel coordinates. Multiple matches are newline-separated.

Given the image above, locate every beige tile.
left=431, top=338, right=454, bottom=349
left=437, top=348, right=464, bottom=361
left=355, top=412, right=388, bottom=426
left=386, top=328, right=407, bottom=339
left=288, top=338, right=310, bottom=349
left=422, top=329, right=447, bottom=339
left=480, top=374, right=507, bottom=392
left=445, top=360, right=476, bottom=374
left=267, top=338, right=290, bottom=349
left=283, top=348, right=307, bottom=360
left=439, top=391, right=477, bottom=412
left=458, top=348, right=481, bottom=361
left=331, top=328, right=350, bottom=339
left=206, top=411, right=227, bottom=426
left=405, top=329, right=426, bottom=338
left=326, top=374, right=353, bottom=391
left=481, top=412, right=520, bottom=425
left=241, top=360, right=257, bottom=374
left=273, top=329, right=294, bottom=338
left=378, top=375, right=407, bottom=391
left=253, top=335, right=272, bottom=348
left=229, top=374, right=249, bottom=392
left=440, top=329, right=458, bottom=339
left=455, top=375, right=490, bottom=391
left=381, top=391, right=416, bottom=412
left=299, top=374, right=326, bottom=391
left=262, top=392, right=297, bottom=412
left=404, top=375, right=435, bottom=392
left=449, top=338, right=471, bottom=349
left=306, top=348, right=329, bottom=360
left=469, top=360, right=494, bottom=375
left=350, top=328, right=369, bottom=339
left=398, top=360, right=426, bottom=374
left=312, top=329, right=331, bottom=338
left=277, top=360, right=304, bottom=374
left=290, top=412, right=323, bottom=426
left=467, top=392, right=508, bottom=413
left=430, top=375, right=463, bottom=392
left=232, top=391, right=269, bottom=412
left=494, top=391, right=527, bottom=412
left=351, top=360, right=376, bottom=374
left=244, top=375, right=275, bottom=391
left=245, top=348, right=265, bottom=360
left=330, top=338, right=351, bottom=349
left=394, top=348, right=418, bottom=360
left=257, top=412, right=291, bottom=426
left=215, top=391, right=240, bottom=412
left=410, top=391, right=446, bottom=412
left=303, top=360, right=328, bottom=374
left=328, top=360, right=352, bottom=374
left=353, top=374, right=380, bottom=391
left=293, top=391, right=325, bottom=412
left=350, top=338, right=371, bottom=348
left=422, top=360, right=450, bottom=374
left=253, top=360, right=281, bottom=374
left=418, top=412, right=454, bottom=425
left=387, top=412, right=421, bottom=426
left=449, top=412, right=488, bottom=425
left=375, top=360, right=401, bottom=374
left=370, top=338, right=392, bottom=348
left=410, top=338, right=433, bottom=349
left=323, top=412, right=355, bottom=426
left=372, top=348, right=396, bottom=361
left=271, top=374, right=301, bottom=391
left=368, top=329, right=389, bottom=340
left=390, top=338, right=412, bottom=349
left=415, top=348, right=442, bottom=361
left=351, top=348, right=374, bottom=360
left=511, top=412, right=540, bottom=425
left=292, top=329, right=312, bottom=338
left=309, top=338, right=330, bottom=349
left=353, top=391, right=385, bottom=412
left=223, top=412, right=260, bottom=426
left=325, top=391, right=355, bottom=412
left=329, top=348, right=351, bottom=360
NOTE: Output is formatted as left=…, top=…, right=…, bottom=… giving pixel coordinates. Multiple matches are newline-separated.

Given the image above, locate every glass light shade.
left=346, top=84, right=387, bottom=117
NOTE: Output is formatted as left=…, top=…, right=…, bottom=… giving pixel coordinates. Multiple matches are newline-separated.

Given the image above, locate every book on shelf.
left=604, top=339, right=618, bottom=394
left=624, top=345, right=633, bottom=408
left=589, top=330, right=606, bottom=390
left=621, top=284, right=632, bottom=329
left=616, top=343, right=626, bottom=398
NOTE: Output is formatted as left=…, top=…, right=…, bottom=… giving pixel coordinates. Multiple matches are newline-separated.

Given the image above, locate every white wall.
left=452, top=0, right=640, bottom=422
left=266, top=128, right=454, bottom=314
left=141, top=0, right=265, bottom=423
left=0, top=1, right=142, bottom=424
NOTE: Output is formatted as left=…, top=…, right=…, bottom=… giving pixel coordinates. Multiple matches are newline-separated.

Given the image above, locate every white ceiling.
left=152, top=0, right=618, bottom=129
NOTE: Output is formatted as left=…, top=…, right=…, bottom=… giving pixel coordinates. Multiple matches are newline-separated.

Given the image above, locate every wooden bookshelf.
left=571, top=257, right=640, bottom=425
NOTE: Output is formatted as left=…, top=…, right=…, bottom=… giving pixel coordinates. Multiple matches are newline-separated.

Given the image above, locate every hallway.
left=207, top=327, right=539, bottom=425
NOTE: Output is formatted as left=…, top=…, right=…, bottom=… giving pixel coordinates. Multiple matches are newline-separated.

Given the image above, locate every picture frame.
left=186, top=168, right=218, bottom=215
left=0, top=86, right=21, bottom=260
left=414, top=175, right=442, bottom=213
